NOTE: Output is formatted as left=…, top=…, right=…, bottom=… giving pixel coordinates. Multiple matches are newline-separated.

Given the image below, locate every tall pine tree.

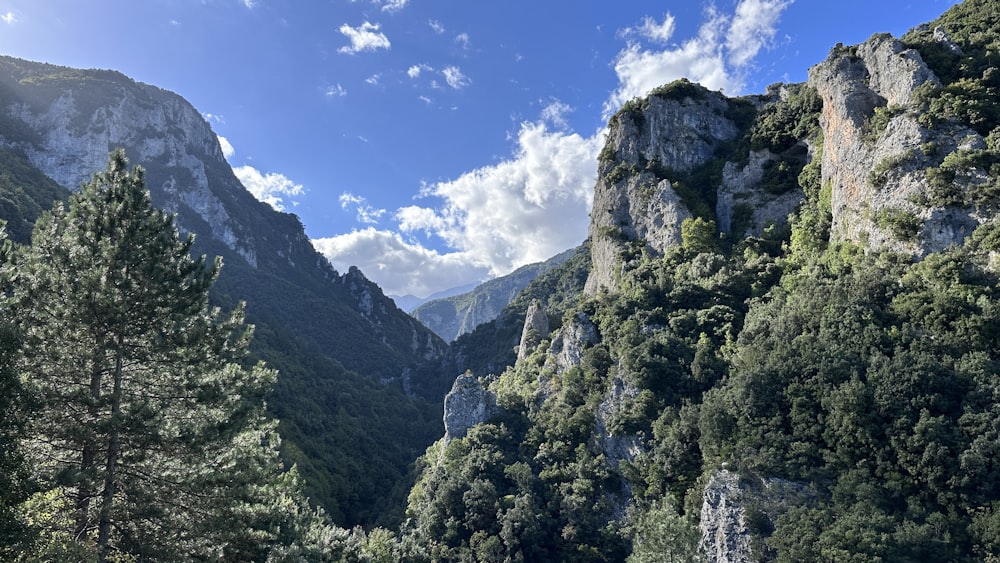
left=11, top=150, right=339, bottom=561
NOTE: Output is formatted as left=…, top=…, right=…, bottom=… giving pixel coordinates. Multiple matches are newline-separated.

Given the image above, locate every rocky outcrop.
left=808, top=33, right=987, bottom=255
left=442, top=373, right=499, bottom=443
left=516, top=300, right=549, bottom=362
left=716, top=146, right=809, bottom=237
left=699, top=469, right=818, bottom=563
left=700, top=470, right=755, bottom=563
left=585, top=84, right=739, bottom=294
left=544, top=312, right=599, bottom=375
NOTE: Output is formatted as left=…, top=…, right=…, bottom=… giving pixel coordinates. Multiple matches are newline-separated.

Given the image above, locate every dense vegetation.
left=389, top=2, right=1000, bottom=561
left=3, top=1, right=1000, bottom=560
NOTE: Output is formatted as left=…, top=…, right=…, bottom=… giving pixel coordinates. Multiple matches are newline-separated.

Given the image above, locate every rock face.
left=585, top=84, right=740, bottom=294
left=807, top=33, right=986, bottom=255
left=544, top=312, right=599, bottom=375
left=442, top=373, right=499, bottom=443
left=516, top=300, right=549, bottom=362
left=0, top=56, right=446, bottom=385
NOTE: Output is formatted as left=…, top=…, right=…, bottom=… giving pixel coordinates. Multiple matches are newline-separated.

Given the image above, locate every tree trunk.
left=97, top=345, right=124, bottom=562
left=76, top=363, right=103, bottom=540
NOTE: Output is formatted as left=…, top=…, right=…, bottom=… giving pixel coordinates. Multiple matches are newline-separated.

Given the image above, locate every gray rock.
left=442, top=373, right=499, bottom=443
left=584, top=85, right=743, bottom=295
left=516, top=300, right=549, bottom=362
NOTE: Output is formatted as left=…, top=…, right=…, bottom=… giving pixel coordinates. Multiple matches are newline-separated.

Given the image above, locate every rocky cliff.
left=0, top=56, right=448, bottom=527
left=808, top=31, right=990, bottom=255
left=409, top=2, right=1000, bottom=558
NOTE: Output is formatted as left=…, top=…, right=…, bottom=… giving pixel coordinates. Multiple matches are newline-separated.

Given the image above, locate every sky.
left=0, top=0, right=962, bottom=298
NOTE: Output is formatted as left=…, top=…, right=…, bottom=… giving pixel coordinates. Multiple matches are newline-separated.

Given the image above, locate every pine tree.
left=0, top=229, right=31, bottom=559
left=12, top=150, right=337, bottom=561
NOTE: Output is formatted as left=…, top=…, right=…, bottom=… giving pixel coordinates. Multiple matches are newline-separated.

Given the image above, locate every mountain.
left=411, top=247, right=577, bottom=341
left=390, top=281, right=480, bottom=313
left=0, top=56, right=447, bottom=527
left=399, top=1, right=1000, bottom=561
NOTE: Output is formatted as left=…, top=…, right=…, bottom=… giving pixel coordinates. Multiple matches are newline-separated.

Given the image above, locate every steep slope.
left=411, top=247, right=577, bottom=342
left=400, top=2, right=1000, bottom=561
left=0, top=56, right=446, bottom=527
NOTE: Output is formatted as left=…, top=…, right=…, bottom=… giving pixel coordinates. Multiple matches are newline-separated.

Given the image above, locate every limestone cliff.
left=808, top=31, right=988, bottom=255
left=586, top=82, right=738, bottom=294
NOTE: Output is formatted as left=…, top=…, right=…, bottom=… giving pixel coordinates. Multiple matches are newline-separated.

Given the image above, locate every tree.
left=0, top=229, right=30, bottom=559
left=11, top=150, right=331, bottom=561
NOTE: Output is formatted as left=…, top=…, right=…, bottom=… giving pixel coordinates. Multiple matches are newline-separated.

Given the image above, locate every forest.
left=2, top=0, right=1000, bottom=561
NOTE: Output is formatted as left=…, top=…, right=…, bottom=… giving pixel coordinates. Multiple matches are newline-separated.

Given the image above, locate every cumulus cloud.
left=442, top=66, right=470, bottom=89
left=242, top=0, right=257, bottom=9
left=726, top=0, right=793, bottom=67
left=605, top=0, right=792, bottom=117
left=233, top=165, right=304, bottom=212
left=339, top=192, right=386, bottom=224
left=217, top=135, right=235, bottom=160
left=316, top=1, right=793, bottom=297
left=338, top=21, right=391, bottom=54
left=1, top=11, right=16, bottom=24
left=540, top=99, right=573, bottom=131
left=312, top=228, right=490, bottom=297
left=396, top=121, right=601, bottom=278
left=429, top=19, right=445, bottom=34
left=454, top=32, right=471, bottom=49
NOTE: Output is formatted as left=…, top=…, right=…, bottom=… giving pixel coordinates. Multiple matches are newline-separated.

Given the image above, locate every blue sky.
left=0, top=0, right=960, bottom=297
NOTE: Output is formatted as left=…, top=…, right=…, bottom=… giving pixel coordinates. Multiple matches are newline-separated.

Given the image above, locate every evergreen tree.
left=0, top=228, right=31, bottom=559
left=11, top=150, right=335, bottom=561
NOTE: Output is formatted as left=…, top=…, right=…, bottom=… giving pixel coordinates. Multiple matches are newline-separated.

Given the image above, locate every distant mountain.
left=411, top=248, right=577, bottom=341
left=390, top=280, right=481, bottom=313
left=0, top=56, right=446, bottom=527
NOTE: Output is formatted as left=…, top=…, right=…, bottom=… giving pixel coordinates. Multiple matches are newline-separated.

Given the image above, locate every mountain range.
left=3, top=0, right=1000, bottom=560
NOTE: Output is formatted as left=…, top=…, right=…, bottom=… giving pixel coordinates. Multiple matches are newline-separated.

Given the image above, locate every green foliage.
left=875, top=207, right=922, bottom=241
left=8, top=151, right=341, bottom=561
left=648, top=78, right=709, bottom=103
left=627, top=497, right=703, bottom=562
left=749, top=85, right=822, bottom=153
left=680, top=217, right=720, bottom=254
left=862, top=104, right=904, bottom=144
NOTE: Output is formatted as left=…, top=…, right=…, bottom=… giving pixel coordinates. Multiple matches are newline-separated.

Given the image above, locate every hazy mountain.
left=390, top=280, right=480, bottom=313
left=411, top=247, right=577, bottom=341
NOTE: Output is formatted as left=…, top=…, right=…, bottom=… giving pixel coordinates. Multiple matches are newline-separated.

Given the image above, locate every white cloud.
left=2, top=11, right=17, bottom=24
left=396, top=120, right=601, bottom=279
left=325, top=83, right=347, bottom=97
left=217, top=135, right=235, bottom=160
left=442, top=66, right=470, bottom=89
left=429, top=19, right=445, bottom=34
left=366, top=73, right=382, bottom=85
left=605, top=0, right=793, bottom=117
left=242, top=0, right=257, bottom=9
left=312, top=228, right=490, bottom=297
left=623, top=13, right=676, bottom=43
left=338, top=21, right=391, bottom=54
left=374, top=0, right=408, bottom=13
left=454, top=32, right=470, bottom=49
left=233, top=165, right=304, bottom=212
left=726, top=0, right=793, bottom=68
left=408, top=63, right=432, bottom=78
left=339, top=192, right=386, bottom=224
left=540, top=99, right=573, bottom=131
left=418, top=95, right=432, bottom=104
